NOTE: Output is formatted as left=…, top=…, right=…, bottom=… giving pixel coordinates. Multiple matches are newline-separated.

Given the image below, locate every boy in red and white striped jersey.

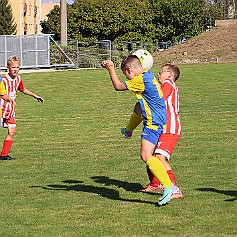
left=141, top=64, right=182, bottom=198
left=0, top=55, right=44, bottom=160
left=122, top=64, right=183, bottom=198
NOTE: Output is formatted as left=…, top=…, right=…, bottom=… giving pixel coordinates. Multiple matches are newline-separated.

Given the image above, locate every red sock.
left=167, top=169, right=176, bottom=185
left=147, top=166, right=161, bottom=186
left=1, top=140, right=13, bottom=156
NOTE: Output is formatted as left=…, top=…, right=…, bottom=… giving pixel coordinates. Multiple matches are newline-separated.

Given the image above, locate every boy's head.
left=158, top=64, right=180, bottom=84
left=7, top=55, right=20, bottom=79
left=7, top=55, right=20, bottom=67
left=121, top=55, right=143, bottom=80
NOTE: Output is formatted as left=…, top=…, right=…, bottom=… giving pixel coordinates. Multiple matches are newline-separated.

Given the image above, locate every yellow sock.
left=146, top=156, right=173, bottom=188
left=126, top=111, right=142, bottom=131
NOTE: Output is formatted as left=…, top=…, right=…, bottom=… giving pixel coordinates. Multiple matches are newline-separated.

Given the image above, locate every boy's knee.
left=8, top=128, right=16, bottom=136
left=140, top=153, right=151, bottom=163
left=134, top=102, right=141, bottom=115
left=156, top=154, right=166, bottom=162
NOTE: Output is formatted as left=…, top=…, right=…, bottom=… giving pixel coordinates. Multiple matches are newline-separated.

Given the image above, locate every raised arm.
left=101, top=60, right=127, bottom=91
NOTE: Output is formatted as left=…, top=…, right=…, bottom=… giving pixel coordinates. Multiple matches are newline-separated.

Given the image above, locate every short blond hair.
left=7, top=55, right=20, bottom=66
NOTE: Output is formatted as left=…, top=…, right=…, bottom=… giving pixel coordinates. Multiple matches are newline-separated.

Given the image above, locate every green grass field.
left=0, top=64, right=236, bottom=237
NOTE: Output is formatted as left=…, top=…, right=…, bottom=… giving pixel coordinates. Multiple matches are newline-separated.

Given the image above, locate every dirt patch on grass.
left=153, top=20, right=237, bottom=65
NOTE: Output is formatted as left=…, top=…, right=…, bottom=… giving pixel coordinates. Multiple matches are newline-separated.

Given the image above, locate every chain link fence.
left=0, top=34, right=174, bottom=70
left=53, top=40, right=173, bottom=69
left=0, top=34, right=74, bottom=69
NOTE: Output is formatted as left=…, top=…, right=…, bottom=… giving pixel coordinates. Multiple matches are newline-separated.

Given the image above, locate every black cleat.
left=0, top=155, right=15, bottom=160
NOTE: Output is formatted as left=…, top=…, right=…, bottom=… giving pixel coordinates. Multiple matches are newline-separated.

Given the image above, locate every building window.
left=24, top=23, right=28, bottom=35
left=34, top=6, right=37, bottom=17
left=23, top=3, right=27, bottom=16
left=35, top=24, right=38, bottom=34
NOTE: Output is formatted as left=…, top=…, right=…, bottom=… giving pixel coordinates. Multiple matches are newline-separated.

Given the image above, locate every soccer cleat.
left=157, top=184, right=177, bottom=206
left=172, top=187, right=183, bottom=199
left=140, top=183, right=164, bottom=192
left=0, top=155, right=15, bottom=160
left=121, top=128, right=133, bottom=139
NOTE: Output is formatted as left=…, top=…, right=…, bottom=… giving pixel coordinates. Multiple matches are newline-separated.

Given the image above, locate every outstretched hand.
left=35, top=96, right=44, bottom=103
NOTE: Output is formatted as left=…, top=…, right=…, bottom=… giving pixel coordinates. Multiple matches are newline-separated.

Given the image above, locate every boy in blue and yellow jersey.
left=101, top=55, right=178, bottom=206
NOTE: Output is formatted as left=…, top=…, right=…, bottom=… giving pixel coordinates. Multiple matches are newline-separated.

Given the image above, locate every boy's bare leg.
left=121, top=102, right=142, bottom=138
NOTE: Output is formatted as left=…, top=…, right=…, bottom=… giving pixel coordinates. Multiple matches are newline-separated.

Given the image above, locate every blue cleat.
left=121, top=128, right=133, bottom=139
left=158, top=184, right=177, bottom=206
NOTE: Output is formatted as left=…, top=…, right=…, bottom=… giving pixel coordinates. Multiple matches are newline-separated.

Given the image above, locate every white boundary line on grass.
left=0, top=68, right=99, bottom=75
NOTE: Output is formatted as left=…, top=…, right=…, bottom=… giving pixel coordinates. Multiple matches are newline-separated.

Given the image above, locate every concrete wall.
left=41, top=2, right=60, bottom=21
left=215, top=19, right=237, bottom=27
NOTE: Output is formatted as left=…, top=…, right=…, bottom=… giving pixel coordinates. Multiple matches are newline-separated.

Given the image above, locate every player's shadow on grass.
left=91, top=176, right=143, bottom=192
left=90, top=176, right=160, bottom=196
left=196, top=188, right=237, bottom=202
left=30, top=179, right=156, bottom=205
left=91, top=176, right=161, bottom=196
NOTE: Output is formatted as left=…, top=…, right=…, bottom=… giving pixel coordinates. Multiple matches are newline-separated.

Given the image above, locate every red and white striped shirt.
left=1, top=74, right=24, bottom=119
left=162, top=78, right=182, bottom=135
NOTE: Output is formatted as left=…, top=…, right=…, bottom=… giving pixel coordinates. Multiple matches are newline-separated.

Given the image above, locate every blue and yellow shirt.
left=0, top=76, right=6, bottom=96
left=123, top=70, right=167, bottom=130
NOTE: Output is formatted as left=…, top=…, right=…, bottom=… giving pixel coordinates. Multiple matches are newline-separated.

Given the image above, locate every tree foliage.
left=41, top=0, right=223, bottom=43
left=225, top=0, right=237, bottom=19
left=0, top=0, right=17, bottom=35
left=41, top=5, right=61, bottom=39
left=68, top=0, right=155, bottom=42
left=150, top=0, right=210, bottom=42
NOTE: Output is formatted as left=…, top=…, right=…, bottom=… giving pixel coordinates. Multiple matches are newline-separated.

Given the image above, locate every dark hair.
left=163, top=63, right=180, bottom=81
left=121, top=55, right=141, bottom=71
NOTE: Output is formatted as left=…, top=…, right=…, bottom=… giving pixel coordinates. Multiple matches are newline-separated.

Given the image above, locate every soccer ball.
left=132, top=49, right=153, bottom=70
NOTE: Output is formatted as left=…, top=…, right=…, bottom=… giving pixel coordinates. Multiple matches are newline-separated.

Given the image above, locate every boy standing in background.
left=0, top=55, right=44, bottom=160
